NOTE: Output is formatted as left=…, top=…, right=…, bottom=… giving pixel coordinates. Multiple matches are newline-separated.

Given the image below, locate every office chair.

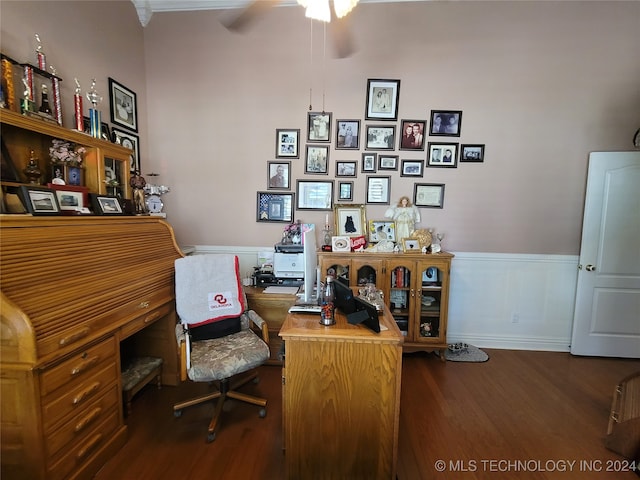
left=173, top=254, right=270, bottom=442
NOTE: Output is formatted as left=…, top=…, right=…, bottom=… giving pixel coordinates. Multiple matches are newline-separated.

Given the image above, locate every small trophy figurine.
left=73, top=78, right=83, bottom=131
left=35, top=34, right=46, bottom=71
left=86, top=79, right=102, bottom=139
left=21, top=77, right=35, bottom=114
left=38, top=83, right=52, bottom=116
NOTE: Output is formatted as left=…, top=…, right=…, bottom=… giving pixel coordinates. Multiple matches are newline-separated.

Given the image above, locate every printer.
left=273, top=252, right=304, bottom=286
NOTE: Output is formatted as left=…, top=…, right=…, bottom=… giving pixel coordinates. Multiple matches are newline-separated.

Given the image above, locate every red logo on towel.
left=213, top=294, right=227, bottom=305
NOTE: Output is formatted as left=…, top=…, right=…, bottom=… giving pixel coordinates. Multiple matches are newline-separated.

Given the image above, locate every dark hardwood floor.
left=94, top=350, right=640, bottom=479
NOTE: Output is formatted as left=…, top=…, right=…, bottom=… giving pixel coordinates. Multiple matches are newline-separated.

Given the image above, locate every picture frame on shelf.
left=399, top=120, right=426, bottom=150
left=112, top=128, right=140, bottom=173
left=267, top=161, right=291, bottom=190
left=461, top=144, right=485, bottom=163
left=84, top=117, right=112, bottom=142
left=366, top=176, right=391, bottom=205
left=365, top=79, right=400, bottom=121
left=331, top=236, right=351, bottom=252
left=402, top=238, right=421, bottom=252
left=427, top=142, right=458, bottom=168
left=361, top=153, right=377, bottom=173
left=368, top=220, right=396, bottom=243
left=401, top=159, right=424, bottom=177
left=378, top=154, right=398, bottom=171
left=429, top=110, right=462, bottom=137
left=275, top=128, right=300, bottom=158
left=365, top=125, right=396, bottom=150
left=337, top=181, right=354, bottom=202
left=422, top=267, right=439, bottom=284
left=256, top=191, right=294, bottom=223
left=108, top=77, right=138, bottom=132
left=336, top=161, right=357, bottom=177
left=90, top=193, right=124, bottom=215
left=66, top=164, right=83, bottom=186
left=335, top=119, right=360, bottom=149
left=334, top=204, right=366, bottom=237
left=307, top=112, right=332, bottom=142
left=305, top=145, right=329, bottom=174
left=296, top=180, right=334, bottom=210
left=47, top=184, right=89, bottom=212
left=414, top=183, right=445, bottom=209
left=18, top=185, right=61, bottom=215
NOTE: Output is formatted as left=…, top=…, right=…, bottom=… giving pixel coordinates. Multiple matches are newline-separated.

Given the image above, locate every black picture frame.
left=256, top=191, right=294, bottom=223
left=336, top=161, right=357, bottom=177
left=90, top=193, right=124, bottom=215
left=267, top=161, right=291, bottom=190
left=109, top=77, right=138, bottom=132
left=427, top=142, right=458, bottom=168
left=399, top=119, right=426, bottom=150
left=361, top=153, right=377, bottom=173
left=401, top=159, right=424, bottom=177
left=429, top=110, right=462, bottom=137
left=112, top=128, right=140, bottom=173
left=335, top=119, right=360, bottom=149
left=366, top=176, right=391, bottom=205
left=365, top=79, right=400, bottom=121
left=414, top=183, right=445, bottom=209
left=18, top=185, right=61, bottom=215
left=296, top=180, right=334, bottom=210
left=378, top=154, right=398, bottom=171
left=275, top=129, right=300, bottom=158
left=366, top=125, right=396, bottom=150
left=460, top=144, right=485, bottom=163
left=305, top=145, right=329, bottom=174
left=337, top=181, right=354, bottom=202
left=307, top=112, right=332, bottom=142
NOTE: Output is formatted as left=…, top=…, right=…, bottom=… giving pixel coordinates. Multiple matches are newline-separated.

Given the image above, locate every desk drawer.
left=40, top=337, right=116, bottom=397
left=42, top=362, right=118, bottom=432
left=120, top=302, right=173, bottom=340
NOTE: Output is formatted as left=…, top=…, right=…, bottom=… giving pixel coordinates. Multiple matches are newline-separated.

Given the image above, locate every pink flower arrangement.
left=49, top=139, right=86, bottom=165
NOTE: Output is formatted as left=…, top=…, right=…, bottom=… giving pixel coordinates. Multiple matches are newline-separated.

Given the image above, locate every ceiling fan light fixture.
left=333, top=0, right=359, bottom=19
left=297, top=0, right=359, bottom=23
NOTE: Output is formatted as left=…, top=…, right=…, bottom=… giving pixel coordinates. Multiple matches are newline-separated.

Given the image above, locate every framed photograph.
left=461, top=144, right=485, bottom=163
left=334, top=204, right=366, bottom=237
left=108, top=77, right=138, bottom=132
left=366, top=125, right=396, bottom=150
left=276, top=129, right=300, bottom=158
left=399, top=120, right=426, bottom=150
left=18, top=186, right=60, bottom=215
left=402, top=238, right=421, bottom=253
left=66, top=164, right=83, bottom=186
left=82, top=117, right=112, bottom=143
left=378, top=155, right=398, bottom=171
left=296, top=180, right=334, bottom=210
left=361, top=153, right=377, bottom=173
left=90, top=193, right=124, bottom=215
left=267, top=161, right=291, bottom=190
left=366, top=176, right=391, bottom=205
left=256, top=191, right=294, bottom=223
left=113, top=128, right=140, bottom=173
left=337, top=181, right=354, bottom=201
left=365, top=79, right=400, bottom=121
left=368, top=220, right=396, bottom=243
left=336, top=120, right=360, bottom=149
left=414, top=183, right=445, bottom=209
left=429, top=110, right=462, bottom=137
left=423, top=267, right=439, bottom=284
left=305, top=145, right=329, bottom=174
left=427, top=142, right=458, bottom=168
left=307, top=112, right=331, bottom=142
left=47, top=184, right=89, bottom=212
left=331, top=236, right=351, bottom=252
left=336, top=161, right=357, bottom=177
left=401, top=159, right=424, bottom=177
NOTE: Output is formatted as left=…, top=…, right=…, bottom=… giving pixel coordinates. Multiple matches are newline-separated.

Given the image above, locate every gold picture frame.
left=334, top=203, right=366, bottom=237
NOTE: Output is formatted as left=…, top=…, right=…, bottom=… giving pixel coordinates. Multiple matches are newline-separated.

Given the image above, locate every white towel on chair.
left=175, top=254, right=245, bottom=327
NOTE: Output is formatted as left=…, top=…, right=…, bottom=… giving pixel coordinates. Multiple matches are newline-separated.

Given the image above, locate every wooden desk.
left=279, top=306, right=403, bottom=479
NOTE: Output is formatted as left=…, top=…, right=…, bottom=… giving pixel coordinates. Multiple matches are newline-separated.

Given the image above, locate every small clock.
left=145, top=194, right=163, bottom=213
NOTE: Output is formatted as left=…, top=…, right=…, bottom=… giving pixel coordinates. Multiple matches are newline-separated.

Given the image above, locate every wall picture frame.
left=337, top=181, right=354, bottom=202
left=90, top=193, right=124, bottom=215
left=336, top=161, right=357, bottom=177
left=401, top=159, right=424, bottom=177
left=267, top=161, right=291, bottom=190
left=461, top=144, right=485, bottom=163
left=108, top=77, right=138, bottom=132
left=414, top=183, right=445, bottom=209
left=18, top=185, right=61, bottom=215
left=334, top=204, right=366, bottom=237
left=399, top=120, right=426, bottom=150
left=427, top=142, right=458, bottom=168
left=305, top=145, right=329, bottom=174
left=276, top=128, right=300, bottom=158
left=296, top=180, right=334, bottom=210
left=361, top=153, right=377, bottom=173
left=368, top=220, right=396, bottom=243
left=378, top=154, right=398, bottom=171
left=429, top=110, right=462, bottom=137
left=366, top=176, right=391, bottom=205
left=256, top=191, right=294, bottom=222
left=365, top=79, right=400, bottom=121
left=335, top=119, right=360, bottom=149
left=113, top=128, right=140, bottom=173
left=307, top=112, right=332, bottom=142
left=366, top=125, right=396, bottom=150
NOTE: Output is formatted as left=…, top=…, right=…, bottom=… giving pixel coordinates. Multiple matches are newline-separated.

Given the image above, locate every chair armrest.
left=244, top=310, right=270, bottom=345
left=175, top=323, right=188, bottom=382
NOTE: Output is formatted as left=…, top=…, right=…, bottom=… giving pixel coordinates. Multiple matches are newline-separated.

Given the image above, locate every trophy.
left=49, top=65, right=62, bottom=125
left=35, top=34, right=46, bottom=71
left=86, top=79, right=102, bottom=139
left=73, top=78, right=83, bottom=131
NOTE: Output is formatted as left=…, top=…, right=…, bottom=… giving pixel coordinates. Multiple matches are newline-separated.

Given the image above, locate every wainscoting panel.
left=190, top=246, right=579, bottom=352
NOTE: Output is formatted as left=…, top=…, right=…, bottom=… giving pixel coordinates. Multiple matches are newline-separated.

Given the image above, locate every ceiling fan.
left=223, top=0, right=358, bottom=59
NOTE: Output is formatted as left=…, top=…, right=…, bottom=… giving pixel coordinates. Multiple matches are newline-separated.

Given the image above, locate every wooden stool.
left=121, top=356, right=163, bottom=416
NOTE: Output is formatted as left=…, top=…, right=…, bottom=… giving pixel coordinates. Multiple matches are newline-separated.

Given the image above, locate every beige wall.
left=2, top=1, right=639, bottom=255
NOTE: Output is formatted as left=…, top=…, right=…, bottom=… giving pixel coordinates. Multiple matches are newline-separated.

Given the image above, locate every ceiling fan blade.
left=329, top=10, right=356, bottom=58
left=223, top=0, right=281, bottom=33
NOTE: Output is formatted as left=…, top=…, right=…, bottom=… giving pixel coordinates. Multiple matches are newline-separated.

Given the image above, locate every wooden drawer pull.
left=70, top=356, right=99, bottom=376
left=58, top=328, right=89, bottom=347
left=139, top=301, right=150, bottom=309
left=144, top=311, right=161, bottom=324
left=74, top=407, right=103, bottom=432
left=72, top=382, right=101, bottom=405
left=76, top=433, right=103, bottom=460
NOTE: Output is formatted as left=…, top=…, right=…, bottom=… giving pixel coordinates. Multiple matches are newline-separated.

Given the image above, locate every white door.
left=570, top=152, right=640, bottom=358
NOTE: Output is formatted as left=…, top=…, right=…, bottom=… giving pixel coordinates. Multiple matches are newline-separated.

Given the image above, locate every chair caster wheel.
left=174, top=410, right=182, bottom=418
left=258, top=408, right=267, bottom=418
left=207, top=432, right=216, bottom=442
